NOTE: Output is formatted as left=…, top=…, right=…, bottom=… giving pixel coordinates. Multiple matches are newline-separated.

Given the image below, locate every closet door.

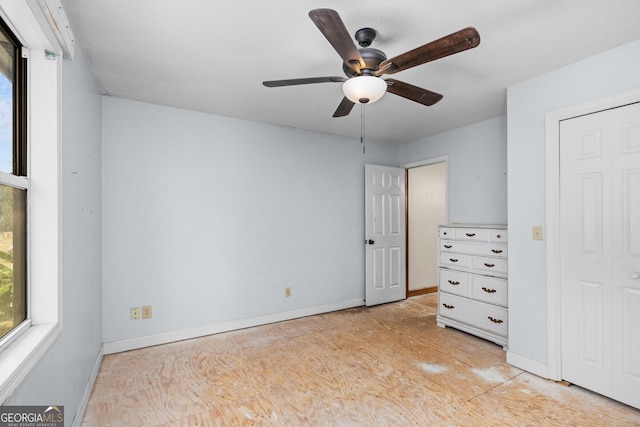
left=610, top=102, right=640, bottom=406
left=560, top=102, right=640, bottom=409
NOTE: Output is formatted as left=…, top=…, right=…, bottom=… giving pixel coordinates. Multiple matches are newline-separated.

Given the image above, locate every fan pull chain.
left=361, top=103, right=366, bottom=154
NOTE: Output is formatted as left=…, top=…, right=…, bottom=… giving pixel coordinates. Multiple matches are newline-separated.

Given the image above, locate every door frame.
left=402, top=156, right=449, bottom=297
left=544, top=88, right=640, bottom=381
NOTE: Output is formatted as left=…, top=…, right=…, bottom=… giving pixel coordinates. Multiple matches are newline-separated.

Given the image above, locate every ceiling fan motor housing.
left=343, top=47, right=387, bottom=77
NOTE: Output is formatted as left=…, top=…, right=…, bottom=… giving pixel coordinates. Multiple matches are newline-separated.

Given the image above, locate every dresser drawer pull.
left=484, top=263, right=495, bottom=268
left=465, top=233, right=476, bottom=237
left=442, top=304, right=455, bottom=309
left=482, top=287, right=497, bottom=294
left=444, top=245, right=452, bottom=249
left=488, top=316, right=503, bottom=324
left=448, top=280, right=460, bottom=286
left=449, top=258, right=459, bottom=263
left=491, top=249, right=503, bottom=254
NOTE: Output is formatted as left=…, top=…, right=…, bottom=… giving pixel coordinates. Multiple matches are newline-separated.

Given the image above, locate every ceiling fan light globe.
left=342, top=76, right=386, bottom=104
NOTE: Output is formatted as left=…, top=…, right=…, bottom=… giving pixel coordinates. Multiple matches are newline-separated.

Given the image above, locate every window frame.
left=0, top=1, right=62, bottom=403
left=13, top=21, right=27, bottom=178
left=0, top=13, right=28, bottom=346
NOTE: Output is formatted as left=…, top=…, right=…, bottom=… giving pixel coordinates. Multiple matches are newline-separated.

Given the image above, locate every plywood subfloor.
left=81, top=295, right=640, bottom=426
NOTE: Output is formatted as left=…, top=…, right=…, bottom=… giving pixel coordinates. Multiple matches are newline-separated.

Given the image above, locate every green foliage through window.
left=0, top=184, right=25, bottom=339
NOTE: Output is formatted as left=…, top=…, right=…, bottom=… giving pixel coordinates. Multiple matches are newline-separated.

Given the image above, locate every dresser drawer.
left=472, top=275, right=508, bottom=306
left=490, top=229, right=508, bottom=243
left=472, top=256, right=508, bottom=275
left=454, top=227, right=490, bottom=242
left=440, top=253, right=471, bottom=268
left=439, top=269, right=471, bottom=297
left=439, top=293, right=508, bottom=337
left=439, top=227, right=455, bottom=239
left=440, top=240, right=507, bottom=258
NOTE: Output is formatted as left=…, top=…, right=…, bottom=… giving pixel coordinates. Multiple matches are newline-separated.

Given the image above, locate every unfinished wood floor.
left=82, top=294, right=640, bottom=426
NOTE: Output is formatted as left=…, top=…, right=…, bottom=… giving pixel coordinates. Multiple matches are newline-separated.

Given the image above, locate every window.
left=0, top=1, right=63, bottom=403
left=0, top=17, right=27, bottom=343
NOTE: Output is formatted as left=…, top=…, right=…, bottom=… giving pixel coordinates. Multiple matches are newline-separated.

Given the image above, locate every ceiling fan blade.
left=263, top=76, right=346, bottom=87
left=377, top=27, right=480, bottom=75
left=333, top=97, right=355, bottom=117
left=309, top=9, right=365, bottom=73
left=385, top=79, right=443, bottom=106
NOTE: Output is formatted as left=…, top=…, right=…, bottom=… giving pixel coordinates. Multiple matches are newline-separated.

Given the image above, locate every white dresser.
left=436, top=224, right=508, bottom=350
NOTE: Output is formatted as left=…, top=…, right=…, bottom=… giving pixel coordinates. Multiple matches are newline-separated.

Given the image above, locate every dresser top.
left=439, top=224, right=507, bottom=230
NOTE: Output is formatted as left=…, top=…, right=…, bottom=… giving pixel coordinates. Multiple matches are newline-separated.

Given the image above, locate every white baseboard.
left=72, top=345, right=104, bottom=427
left=506, top=351, right=549, bottom=379
left=103, top=298, right=364, bottom=355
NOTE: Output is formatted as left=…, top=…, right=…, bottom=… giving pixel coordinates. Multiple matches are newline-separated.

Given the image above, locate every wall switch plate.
left=285, top=287, right=291, bottom=298
left=130, top=307, right=140, bottom=320
left=533, top=226, right=543, bottom=241
left=142, top=305, right=152, bottom=319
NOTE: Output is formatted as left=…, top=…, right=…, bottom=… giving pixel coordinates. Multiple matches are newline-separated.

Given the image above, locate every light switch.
left=533, top=226, right=543, bottom=241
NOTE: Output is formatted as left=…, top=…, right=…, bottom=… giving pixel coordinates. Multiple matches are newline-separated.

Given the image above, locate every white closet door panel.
left=560, top=108, right=613, bottom=395
left=613, top=286, right=640, bottom=409
left=561, top=101, right=640, bottom=409
left=611, top=102, right=640, bottom=408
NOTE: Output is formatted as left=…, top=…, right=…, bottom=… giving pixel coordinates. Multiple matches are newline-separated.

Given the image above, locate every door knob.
left=366, top=239, right=375, bottom=245
left=630, top=271, right=640, bottom=280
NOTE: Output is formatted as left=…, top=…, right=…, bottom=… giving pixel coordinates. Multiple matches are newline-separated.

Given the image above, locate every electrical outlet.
left=142, top=305, right=152, bottom=319
left=130, top=307, right=140, bottom=320
left=533, top=226, right=543, bottom=241
left=285, top=287, right=291, bottom=298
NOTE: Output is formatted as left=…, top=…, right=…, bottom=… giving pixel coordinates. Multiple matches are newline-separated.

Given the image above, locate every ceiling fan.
left=263, top=9, right=480, bottom=118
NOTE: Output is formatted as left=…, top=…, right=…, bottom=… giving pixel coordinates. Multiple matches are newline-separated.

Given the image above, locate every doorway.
left=406, top=158, right=447, bottom=297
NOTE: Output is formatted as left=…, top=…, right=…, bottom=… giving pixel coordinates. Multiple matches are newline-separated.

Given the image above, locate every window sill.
left=0, top=322, right=61, bottom=403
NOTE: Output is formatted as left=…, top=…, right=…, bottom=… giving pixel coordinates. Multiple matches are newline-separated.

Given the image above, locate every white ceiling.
left=63, top=0, right=640, bottom=145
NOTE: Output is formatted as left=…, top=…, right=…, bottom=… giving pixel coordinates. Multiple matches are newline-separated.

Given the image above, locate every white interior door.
left=611, top=102, right=640, bottom=406
left=560, top=101, right=640, bottom=409
left=365, top=164, right=406, bottom=306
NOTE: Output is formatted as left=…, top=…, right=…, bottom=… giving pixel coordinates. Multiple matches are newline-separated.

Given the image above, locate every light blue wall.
left=507, top=38, right=640, bottom=365
left=5, top=34, right=103, bottom=426
left=398, top=116, right=508, bottom=224
left=100, top=98, right=508, bottom=345
left=101, top=97, right=396, bottom=344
